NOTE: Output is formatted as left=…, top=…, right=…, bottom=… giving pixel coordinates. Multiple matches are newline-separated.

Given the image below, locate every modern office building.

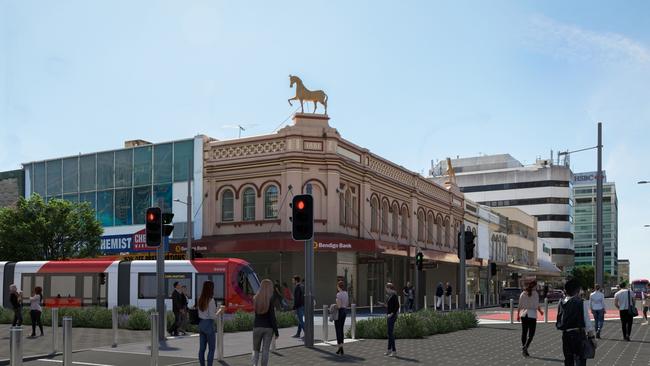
left=573, top=171, right=618, bottom=280
left=22, top=136, right=207, bottom=254
left=431, top=154, right=574, bottom=270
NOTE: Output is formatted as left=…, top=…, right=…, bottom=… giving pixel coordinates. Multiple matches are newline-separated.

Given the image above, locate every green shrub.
left=0, top=307, right=15, bottom=324
left=126, top=310, right=151, bottom=330
left=224, top=311, right=253, bottom=333
left=276, top=311, right=299, bottom=328
left=354, top=310, right=478, bottom=339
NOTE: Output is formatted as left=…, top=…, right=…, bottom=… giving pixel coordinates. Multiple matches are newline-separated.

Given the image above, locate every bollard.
left=217, top=306, right=225, bottom=361
left=424, top=295, right=427, bottom=310
left=433, top=296, right=437, bottom=312
left=63, top=317, right=72, bottom=366
left=351, top=304, right=356, bottom=340
left=544, top=298, right=549, bottom=323
left=509, top=299, right=514, bottom=324
left=442, top=296, right=446, bottom=311
left=10, top=326, right=23, bottom=366
left=150, top=313, right=159, bottom=366
left=370, top=295, right=373, bottom=314
left=322, top=305, right=329, bottom=343
left=398, top=296, right=402, bottom=313
left=479, top=293, right=483, bottom=308
left=453, top=295, right=457, bottom=310
left=112, top=306, right=118, bottom=348
left=51, top=308, right=59, bottom=355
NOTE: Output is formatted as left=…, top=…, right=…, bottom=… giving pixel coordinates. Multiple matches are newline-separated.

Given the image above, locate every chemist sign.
left=100, top=228, right=163, bottom=253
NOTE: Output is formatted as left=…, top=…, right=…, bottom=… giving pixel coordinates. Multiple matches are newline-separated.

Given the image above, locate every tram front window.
left=237, top=266, right=260, bottom=296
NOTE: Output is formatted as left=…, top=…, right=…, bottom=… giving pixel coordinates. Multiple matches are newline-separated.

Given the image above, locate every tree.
left=0, top=195, right=102, bottom=261
left=570, top=265, right=595, bottom=291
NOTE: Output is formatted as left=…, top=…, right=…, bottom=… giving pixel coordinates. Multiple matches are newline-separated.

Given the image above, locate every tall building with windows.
left=22, top=136, right=207, bottom=251
left=573, top=172, right=618, bottom=279
left=431, top=154, right=574, bottom=270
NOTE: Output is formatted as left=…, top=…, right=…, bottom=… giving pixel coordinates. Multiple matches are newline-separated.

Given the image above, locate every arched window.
left=392, top=203, right=399, bottom=238
left=242, top=187, right=255, bottom=221
left=436, top=216, right=443, bottom=245
left=370, top=197, right=379, bottom=232
left=400, top=207, right=408, bottom=239
left=221, top=189, right=234, bottom=222
left=417, top=211, right=425, bottom=242
left=444, top=218, right=450, bottom=247
left=381, top=200, right=389, bottom=235
left=427, top=212, right=434, bottom=244
left=264, top=185, right=279, bottom=219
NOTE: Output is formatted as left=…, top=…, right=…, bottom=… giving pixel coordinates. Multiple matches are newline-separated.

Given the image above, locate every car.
left=544, top=289, right=564, bottom=303
left=499, top=287, right=522, bottom=307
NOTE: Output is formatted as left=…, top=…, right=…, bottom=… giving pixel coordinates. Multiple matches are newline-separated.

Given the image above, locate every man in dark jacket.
left=292, top=275, right=305, bottom=338
left=557, top=278, right=594, bottom=365
left=436, top=283, right=444, bottom=309
left=169, top=281, right=186, bottom=336
left=9, top=284, right=22, bottom=326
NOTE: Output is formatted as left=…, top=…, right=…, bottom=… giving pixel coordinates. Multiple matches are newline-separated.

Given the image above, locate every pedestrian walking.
left=445, top=282, right=453, bottom=306
left=385, top=282, right=399, bottom=357
left=435, top=282, right=444, bottom=309
left=197, top=281, right=217, bottom=366
left=29, top=286, right=44, bottom=337
left=403, top=282, right=414, bottom=312
left=9, top=284, right=22, bottom=327
left=589, top=285, right=606, bottom=338
left=170, top=281, right=186, bottom=336
left=292, top=275, right=305, bottom=338
left=614, top=282, right=636, bottom=341
left=252, top=279, right=279, bottom=366
left=556, top=278, right=595, bottom=366
left=334, top=280, right=349, bottom=355
left=517, top=281, right=543, bottom=357
left=642, top=283, right=649, bottom=325
left=179, top=285, right=190, bottom=335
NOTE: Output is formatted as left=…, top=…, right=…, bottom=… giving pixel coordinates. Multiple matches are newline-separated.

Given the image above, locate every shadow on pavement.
left=308, top=347, right=367, bottom=363
left=392, top=355, right=420, bottom=363
left=528, top=356, right=563, bottom=363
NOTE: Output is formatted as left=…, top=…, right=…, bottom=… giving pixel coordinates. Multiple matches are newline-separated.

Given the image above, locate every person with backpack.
left=29, top=286, right=44, bottom=337
left=385, top=282, right=399, bottom=357
left=292, top=275, right=305, bottom=338
left=589, top=284, right=606, bottom=338
left=517, top=280, right=543, bottom=357
left=614, top=282, right=636, bottom=341
left=556, top=278, right=594, bottom=366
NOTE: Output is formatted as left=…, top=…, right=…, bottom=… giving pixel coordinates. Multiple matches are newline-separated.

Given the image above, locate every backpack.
left=556, top=297, right=584, bottom=331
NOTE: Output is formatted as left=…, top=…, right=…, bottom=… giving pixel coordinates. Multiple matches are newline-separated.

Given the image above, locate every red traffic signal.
left=296, top=200, right=306, bottom=210
left=146, top=207, right=162, bottom=247
left=291, top=195, right=313, bottom=241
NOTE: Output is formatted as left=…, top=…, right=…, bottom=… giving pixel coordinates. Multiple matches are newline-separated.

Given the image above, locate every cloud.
left=527, top=15, right=650, bottom=67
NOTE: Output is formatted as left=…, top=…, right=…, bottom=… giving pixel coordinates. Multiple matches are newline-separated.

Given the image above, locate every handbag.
left=582, top=336, right=596, bottom=359
left=189, top=307, right=200, bottom=325
left=628, top=290, right=638, bottom=317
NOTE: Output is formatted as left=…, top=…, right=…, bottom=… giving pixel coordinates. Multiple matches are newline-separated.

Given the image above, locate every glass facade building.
left=573, top=173, right=618, bottom=279
left=23, top=138, right=201, bottom=240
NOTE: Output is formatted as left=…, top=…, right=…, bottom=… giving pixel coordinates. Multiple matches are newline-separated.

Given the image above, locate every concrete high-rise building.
left=431, top=154, right=574, bottom=269
left=618, top=259, right=630, bottom=284
left=573, top=172, right=618, bottom=281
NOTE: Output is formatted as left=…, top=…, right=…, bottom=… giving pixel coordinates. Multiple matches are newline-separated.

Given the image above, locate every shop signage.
left=573, top=171, right=606, bottom=185
left=314, top=241, right=353, bottom=251
left=100, top=229, right=181, bottom=254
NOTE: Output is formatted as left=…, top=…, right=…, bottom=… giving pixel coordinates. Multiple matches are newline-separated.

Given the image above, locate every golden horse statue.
left=288, top=75, right=328, bottom=114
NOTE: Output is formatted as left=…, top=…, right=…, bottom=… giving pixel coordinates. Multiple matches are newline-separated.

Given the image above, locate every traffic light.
left=464, top=230, right=475, bottom=260
left=162, top=212, right=174, bottom=237
left=190, top=249, right=203, bottom=260
left=490, top=262, right=497, bottom=276
left=415, top=252, right=424, bottom=271
left=291, top=195, right=314, bottom=241
left=146, top=207, right=162, bottom=247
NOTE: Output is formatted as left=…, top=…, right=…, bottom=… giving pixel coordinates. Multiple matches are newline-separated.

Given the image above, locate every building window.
left=400, top=207, right=408, bottom=239
left=444, top=219, right=450, bottom=247
left=427, top=213, right=434, bottom=244
left=62, top=158, right=78, bottom=194
left=417, top=211, right=425, bottom=242
left=339, top=189, right=346, bottom=225
left=264, top=186, right=279, bottom=219
left=173, top=140, right=193, bottom=182
left=242, top=188, right=255, bottom=221
left=97, top=152, right=114, bottom=190
left=134, top=146, right=152, bottom=186
left=221, top=190, right=234, bottom=221
left=46, top=159, right=62, bottom=197
left=80, top=192, right=96, bottom=212
left=154, top=143, right=173, bottom=184
left=392, top=203, right=399, bottom=238
left=153, top=184, right=172, bottom=213
left=114, top=189, right=132, bottom=226
left=115, top=149, right=133, bottom=188
left=436, top=217, right=443, bottom=245
left=133, top=186, right=152, bottom=225
left=370, top=197, right=379, bottom=233
left=345, top=190, right=353, bottom=226
left=97, top=190, right=114, bottom=226
left=381, top=200, right=389, bottom=235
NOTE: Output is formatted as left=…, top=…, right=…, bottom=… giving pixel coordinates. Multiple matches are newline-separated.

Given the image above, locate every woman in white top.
left=334, top=280, right=349, bottom=356
left=643, top=283, right=649, bottom=325
left=589, top=284, right=606, bottom=338
left=516, top=281, right=543, bottom=357
left=29, top=286, right=44, bottom=337
left=197, top=281, right=217, bottom=366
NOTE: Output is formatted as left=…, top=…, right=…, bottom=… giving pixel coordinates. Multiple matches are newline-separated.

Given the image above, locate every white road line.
left=37, top=359, right=115, bottom=366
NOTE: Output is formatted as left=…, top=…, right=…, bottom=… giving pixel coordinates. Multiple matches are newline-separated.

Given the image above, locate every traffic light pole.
left=304, top=184, right=314, bottom=348
left=414, top=244, right=420, bottom=311
left=596, top=122, right=604, bottom=288
left=156, top=239, right=165, bottom=341
left=459, top=225, right=466, bottom=310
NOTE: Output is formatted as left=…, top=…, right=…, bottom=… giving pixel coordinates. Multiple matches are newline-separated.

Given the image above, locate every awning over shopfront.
left=534, top=260, right=563, bottom=277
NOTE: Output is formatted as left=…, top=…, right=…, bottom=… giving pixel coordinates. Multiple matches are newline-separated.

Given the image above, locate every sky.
left=1, top=1, right=649, bottom=279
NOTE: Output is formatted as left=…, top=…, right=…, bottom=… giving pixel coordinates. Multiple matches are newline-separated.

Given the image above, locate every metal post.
left=351, top=304, right=356, bottom=340
left=10, top=326, right=23, bottom=366
left=186, top=163, right=192, bottom=260
left=424, top=295, right=427, bottom=310
left=322, top=305, right=328, bottom=343
left=51, top=308, right=59, bottom=354
left=459, top=226, right=467, bottom=310
left=217, top=306, right=224, bottom=361
left=479, top=293, right=483, bottom=308
left=112, top=306, right=118, bottom=347
left=451, top=295, right=455, bottom=310
left=150, top=313, right=159, bottom=366
left=156, top=243, right=165, bottom=340
left=304, top=184, right=315, bottom=348
left=398, top=296, right=402, bottom=313
left=596, top=122, right=604, bottom=288
left=370, top=295, right=373, bottom=314
left=509, top=299, right=514, bottom=324
left=544, top=298, right=549, bottom=323
left=63, top=317, right=72, bottom=366
left=433, top=296, right=437, bottom=312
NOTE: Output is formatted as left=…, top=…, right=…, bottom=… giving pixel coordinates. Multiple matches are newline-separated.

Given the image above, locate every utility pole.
left=596, top=122, right=604, bottom=287
left=459, top=224, right=466, bottom=310
left=304, top=184, right=315, bottom=348
left=186, top=162, right=192, bottom=260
